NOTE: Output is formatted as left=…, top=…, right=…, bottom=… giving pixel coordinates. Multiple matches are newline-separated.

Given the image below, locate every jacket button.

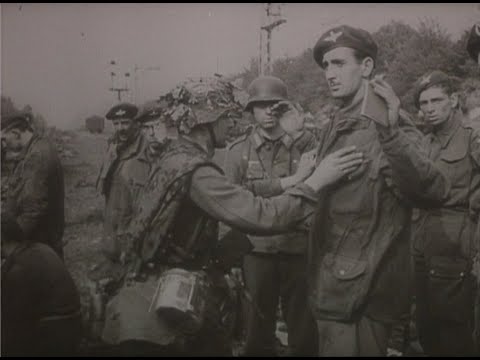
left=460, top=272, right=465, bottom=277
left=430, top=270, right=435, bottom=275
left=339, top=269, right=346, bottom=276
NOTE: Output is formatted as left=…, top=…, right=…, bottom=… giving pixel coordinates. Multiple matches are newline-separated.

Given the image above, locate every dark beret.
left=413, top=70, right=459, bottom=108
left=135, top=100, right=164, bottom=124
left=1, top=110, right=33, bottom=130
left=313, top=25, right=378, bottom=67
left=105, top=102, right=138, bottom=121
left=467, top=23, right=480, bottom=61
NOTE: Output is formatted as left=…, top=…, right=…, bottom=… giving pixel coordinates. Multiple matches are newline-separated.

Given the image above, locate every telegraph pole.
left=109, top=83, right=129, bottom=102
left=108, top=60, right=130, bottom=102
left=259, top=3, right=286, bottom=75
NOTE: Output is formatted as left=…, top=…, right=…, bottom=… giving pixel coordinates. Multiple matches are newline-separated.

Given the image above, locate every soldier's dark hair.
left=352, top=49, right=376, bottom=74
left=431, top=81, right=458, bottom=97
left=420, top=81, right=461, bottom=110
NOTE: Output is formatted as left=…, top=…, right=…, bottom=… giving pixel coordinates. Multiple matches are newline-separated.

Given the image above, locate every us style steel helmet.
left=244, top=76, right=288, bottom=112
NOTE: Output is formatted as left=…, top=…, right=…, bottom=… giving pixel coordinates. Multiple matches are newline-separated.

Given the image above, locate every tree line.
left=235, top=19, right=480, bottom=123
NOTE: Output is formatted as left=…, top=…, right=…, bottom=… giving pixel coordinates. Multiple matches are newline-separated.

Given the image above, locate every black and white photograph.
left=1, top=2, right=480, bottom=357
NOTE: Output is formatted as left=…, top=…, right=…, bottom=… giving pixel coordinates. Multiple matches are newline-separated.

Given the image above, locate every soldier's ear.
left=361, top=57, right=374, bottom=79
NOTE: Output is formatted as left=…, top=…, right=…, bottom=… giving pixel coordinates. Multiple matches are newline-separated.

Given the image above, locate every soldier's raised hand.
left=305, top=146, right=364, bottom=191
left=295, top=149, right=317, bottom=181
left=370, top=76, right=401, bottom=130
left=272, top=100, right=305, bottom=137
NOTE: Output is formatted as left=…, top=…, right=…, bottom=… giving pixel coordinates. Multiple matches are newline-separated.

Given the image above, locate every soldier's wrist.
left=280, top=175, right=300, bottom=190
left=304, top=176, right=323, bottom=192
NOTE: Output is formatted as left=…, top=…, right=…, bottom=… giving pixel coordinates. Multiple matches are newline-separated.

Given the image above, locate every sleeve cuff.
left=286, top=183, right=319, bottom=203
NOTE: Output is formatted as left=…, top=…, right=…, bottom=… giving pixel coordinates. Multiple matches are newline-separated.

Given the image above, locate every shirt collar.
left=432, top=111, right=462, bottom=149
left=252, top=127, right=294, bottom=150
left=331, top=85, right=370, bottom=132
left=336, top=83, right=365, bottom=119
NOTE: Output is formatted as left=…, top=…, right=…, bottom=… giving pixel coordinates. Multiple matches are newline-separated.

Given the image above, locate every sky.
left=2, top=3, right=479, bottom=129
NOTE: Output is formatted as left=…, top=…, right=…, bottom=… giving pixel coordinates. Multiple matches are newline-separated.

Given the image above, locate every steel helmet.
left=244, top=76, right=288, bottom=112
left=160, top=76, right=246, bottom=134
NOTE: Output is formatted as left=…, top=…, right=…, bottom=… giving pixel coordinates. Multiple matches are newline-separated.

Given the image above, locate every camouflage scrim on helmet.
left=160, top=76, right=248, bottom=134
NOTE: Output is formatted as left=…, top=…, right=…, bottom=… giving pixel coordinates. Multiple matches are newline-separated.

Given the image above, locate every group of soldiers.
left=1, top=22, right=480, bottom=357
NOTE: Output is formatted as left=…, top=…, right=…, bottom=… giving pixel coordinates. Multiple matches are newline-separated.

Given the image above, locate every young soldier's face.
left=419, top=86, right=457, bottom=128
left=252, top=101, right=280, bottom=130
left=141, top=122, right=155, bottom=139
left=142, top=120, right=169, bottom=142
left=322, top=47, right=367, bottom=100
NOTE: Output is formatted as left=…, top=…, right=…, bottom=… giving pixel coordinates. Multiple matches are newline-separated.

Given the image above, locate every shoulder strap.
left=240, top=135, right=252, bottom=180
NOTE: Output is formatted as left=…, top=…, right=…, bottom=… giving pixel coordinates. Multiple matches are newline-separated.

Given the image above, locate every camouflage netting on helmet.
left=160, top=76, right=248, bottom=134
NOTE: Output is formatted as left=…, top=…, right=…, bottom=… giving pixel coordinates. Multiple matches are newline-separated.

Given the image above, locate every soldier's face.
left=112, top=118, right=136, bottom=143
left=141, top=121, right=156, bottom=139
left=322, top=47, right=372, bottom=99
left=419, top=86, right=457, bottom=127
left=1, top=129, right=23, bottom=152
left=212, top=116, right=236, bottom=148
left=141, top=120, right=167, bottom=142
left=252, top=101, right=280, bottom=130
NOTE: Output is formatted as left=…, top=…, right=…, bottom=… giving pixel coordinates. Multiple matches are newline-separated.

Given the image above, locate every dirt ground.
left=61, top=129, right=109, bottom=326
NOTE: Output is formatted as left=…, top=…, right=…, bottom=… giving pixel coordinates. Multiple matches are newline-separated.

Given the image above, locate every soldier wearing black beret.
left=105, top=102, right=138, bottom=121
left=135, top=100, right=165, bottom=141
left=313, top=24, right=378, bottom=68
left=411, top=69, right=480, bottom=357
left=95, top=101, right=151, bottom=267
left=413, top=70, right=461, bottom=109
left=303, top=25, right=450, bottom=356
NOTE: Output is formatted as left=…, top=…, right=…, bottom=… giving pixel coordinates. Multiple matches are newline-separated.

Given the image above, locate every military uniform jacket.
left=224, top=128, right=317, bottom=254
left=307, top=94, right=450, bottom=324
left=96, top=131, right=152, bottom=260
left=101, top=136, right=319, bottom=346
left=412, top=111, right=480, bottom=261
left=4, top=133, right=65, bottom=257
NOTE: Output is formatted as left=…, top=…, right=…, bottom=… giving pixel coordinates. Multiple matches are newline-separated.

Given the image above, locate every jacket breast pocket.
left=246, top=161, right=265, bottom=180
left=426, top=255, right=475, bottom=324
left=439, top=145, right=469, bottom=187
left=310, top=253, right=368, bottom=321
